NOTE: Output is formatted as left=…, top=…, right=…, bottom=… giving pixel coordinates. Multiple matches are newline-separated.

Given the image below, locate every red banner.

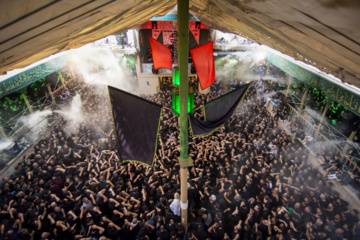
left=142, top=21, right=207, bottom=30
left=190, top=42, right=215, bottom=89
left=157, top=21, right=173, bottom=30
left=149, top=37, right=172, bottom=70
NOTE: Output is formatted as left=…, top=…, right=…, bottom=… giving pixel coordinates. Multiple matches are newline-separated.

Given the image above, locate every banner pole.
left=178, top=0, right=191, bottom=231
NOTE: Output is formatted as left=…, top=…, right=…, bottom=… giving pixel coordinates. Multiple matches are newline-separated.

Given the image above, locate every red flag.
left=190, top=42, right=215, bottom=89
left=149, top=37, right=172, bottom=70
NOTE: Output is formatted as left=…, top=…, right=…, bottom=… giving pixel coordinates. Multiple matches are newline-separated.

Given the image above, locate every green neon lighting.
left=172, top=91, right=194, bottom=115
left=172, top=68, right=180, bottom=87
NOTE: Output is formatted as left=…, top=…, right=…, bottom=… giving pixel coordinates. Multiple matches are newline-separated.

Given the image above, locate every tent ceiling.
left=1, top=0, right=360, bottom=88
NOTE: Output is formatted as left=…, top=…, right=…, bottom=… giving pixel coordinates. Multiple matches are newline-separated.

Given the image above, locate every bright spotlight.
left=255, top=51, right=267, bottom=62
left=67, top=54, right=81, bottom=65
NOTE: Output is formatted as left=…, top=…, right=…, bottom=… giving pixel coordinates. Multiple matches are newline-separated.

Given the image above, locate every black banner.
left=189, top=83, right=251, bottom=136
left=108, top=86, right=162, bottom=167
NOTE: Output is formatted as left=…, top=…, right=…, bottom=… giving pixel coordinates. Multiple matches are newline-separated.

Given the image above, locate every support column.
left=46, top=84, right=56, bottom=103
left=237, top=62, right=243, bottom=84
left=177, top=0, right=192, bottom=231
left=341, top=130, right=357, bottom=161
left=132, top=30, right=142, bottom=83
left=132, top=29, right=138, bottom=49
left=0, top=125, right=7, bottom=139
left=300, top=86, right=310, bottom=110
left=211, top=29, right=217, bottom=42
left=68, top=68, right=76, bottom=81
left=315, top=103, right=330, bottom=136
left=266, top=64, right=270, bottom=77
left=180, top=167, right=188, bottom=225
left=58, top=72, right=65, bottom=86
left=22, top=93, right=33, bottom=114
left=135, top=52, right=142, bottom=77
left=285, top=75, right=293, bottom=98
left=221, top=75, right=226, bottom=90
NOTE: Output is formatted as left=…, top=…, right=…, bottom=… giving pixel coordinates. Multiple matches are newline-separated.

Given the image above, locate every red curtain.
left=149, top=37, right=172, bottom=70
left=190, top=41, right=215, bottom=89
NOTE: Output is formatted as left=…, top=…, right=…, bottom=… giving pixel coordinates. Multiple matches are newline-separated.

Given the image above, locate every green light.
left=188, top=92, right=194, bottom=113
left=172, top=92, right=180, bottom=115
left=172, top=66, right=180, bottom=87
left=172, top=88, right=194, bottom=116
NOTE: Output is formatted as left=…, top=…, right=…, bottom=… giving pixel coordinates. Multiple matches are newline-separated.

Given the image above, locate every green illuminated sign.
left=172, top=89, right=194, bottom=116
left=172, top=67, right=180, bottom=87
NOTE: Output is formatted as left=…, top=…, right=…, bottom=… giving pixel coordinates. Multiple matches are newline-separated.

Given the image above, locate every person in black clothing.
left=155, top=225, right=169, bottom=240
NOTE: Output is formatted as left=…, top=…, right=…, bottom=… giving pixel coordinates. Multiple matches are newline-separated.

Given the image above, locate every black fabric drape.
left=189, top=29, right=210, bottom=50
left=108, top=86, right=162, bottom=167
left=189, top=83, right=251, bottom=136
left=139, top=29, right=152, bottom=63
left=199, top=29, right=210, bottom=45
left=189, top=30, right=198, bottom=50
left=157, top=31, right=163, bottom=43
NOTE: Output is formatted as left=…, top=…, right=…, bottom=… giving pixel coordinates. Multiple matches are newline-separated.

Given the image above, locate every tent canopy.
left=0, top=0, right=359, bottom=89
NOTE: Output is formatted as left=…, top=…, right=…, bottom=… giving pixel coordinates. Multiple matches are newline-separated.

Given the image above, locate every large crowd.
left=0, top=79, right=360, bottom=240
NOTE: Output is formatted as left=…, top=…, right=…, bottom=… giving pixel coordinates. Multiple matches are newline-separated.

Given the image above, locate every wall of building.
left=137, top=73, right=159, bottom=95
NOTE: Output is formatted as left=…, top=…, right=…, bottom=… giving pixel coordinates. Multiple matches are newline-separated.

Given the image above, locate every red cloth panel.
left=190, top=41, right=215, bottom=89
left=149, top=37, right=172, bottom=70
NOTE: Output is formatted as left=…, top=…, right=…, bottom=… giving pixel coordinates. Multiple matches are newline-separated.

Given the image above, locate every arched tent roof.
left=0, top=0, right=360, bottom=89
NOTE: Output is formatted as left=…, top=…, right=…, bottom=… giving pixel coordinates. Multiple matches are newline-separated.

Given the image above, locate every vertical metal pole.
left=58, top=72, right=65, bottom=86
left=212, top=29, right=217, bottom=42
left=0, top=125, right=7, bottom=139
left=132, top=29, right=138, bottom=49
left=46, top=84, right=56, bottom=103
left=341, top=130, right=357, bottom=161
left=222, top=75, right=226, bottom=90
left=135, top=52, right=142, bottom=76
left=315, top=103, right=330, bottom=136
left=22, top=93, right=33, bottom=114
left=285, top=75, right=293, bottom=98
left=300, top=86, right=309, bottom=110
left=266, top=64, right=270, bottom=76
left=237, top=62, right=243, bottom=84
left=69, top=68, right=76, bottom=84
left=178, top=0, right=189, bottom=230
left=132, top=29, right=142, bottom=78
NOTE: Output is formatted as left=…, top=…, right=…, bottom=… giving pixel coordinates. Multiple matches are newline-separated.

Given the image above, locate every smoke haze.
left=55, top=95, right=85, bottom=135
left=67, top=46, right=137, bottom=96
left=20, top=110, right=52, bottom=142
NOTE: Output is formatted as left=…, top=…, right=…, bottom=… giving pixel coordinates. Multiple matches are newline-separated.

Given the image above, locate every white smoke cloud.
left=214, top=49, right=286, bottom=85
left=257, top=91, right=278, bottom=100
left=303, top=106, right=324, bottom=124
left=55, top=94, right=85, bottom=134
left=67, top=45, right=137, bottom=96
left=20, top=110, right=52, bottom=142
left=0, top=139, right=14, bottom=152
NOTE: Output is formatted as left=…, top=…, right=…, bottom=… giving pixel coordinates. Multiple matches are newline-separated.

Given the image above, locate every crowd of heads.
left=0, top=79, right=359, bottom=240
